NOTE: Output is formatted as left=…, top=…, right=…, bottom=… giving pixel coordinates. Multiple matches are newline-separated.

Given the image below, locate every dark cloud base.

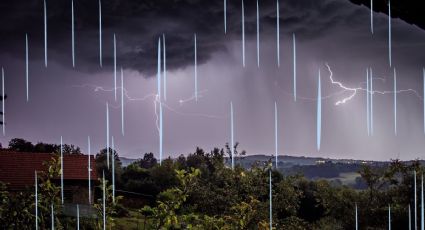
left=1, top=0, right=414, bottom=77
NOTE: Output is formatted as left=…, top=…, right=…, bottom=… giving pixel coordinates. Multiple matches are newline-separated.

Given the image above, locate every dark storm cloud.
left=0, top=0, right=366, bottom=77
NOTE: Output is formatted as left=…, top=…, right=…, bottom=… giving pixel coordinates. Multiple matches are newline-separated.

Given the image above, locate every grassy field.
left=327, top=172, right=360, bottom=186
left=114, top=210, right=148, bottom=230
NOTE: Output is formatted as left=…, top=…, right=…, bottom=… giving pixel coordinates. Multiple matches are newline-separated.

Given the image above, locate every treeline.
left=103, top=145, right=422, bottom=229
left=1, top=138, right=424, bottom=229
left=7, top=138, right=82, bottom=154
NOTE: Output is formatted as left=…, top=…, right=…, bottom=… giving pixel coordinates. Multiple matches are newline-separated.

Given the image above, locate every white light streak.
left=317, top=69, right=322, bottom=151
left=194, top=34, right=198, bottom=102
left=102, top=170, right=106, bottom=230
left=416, top=170, right=418, bottom=230
left=163, top=34, right=167, bottom=101
left=421, top=173, right=424, bottom=230
left=224, top=0, right=227, bottom=34
left=269, top=170, right=273, bottom=229
left=88, top=136, right=92, bottom=204
left=230, top=101, right=234, bottom=169
left=159, top=100, right=163, bottom=165
left=26, top=34, right=29, bottom=102
left=157, top=38, right=161, bottom=102
left=112, top=136, right=115, bottom=204
left=256, top=0, right=260, bottom=68
left=274, top=101, right=278, bottom=168
left=72, top=0, right=75, bottom=67
left=394, top=68, right=397, bottom=135
left=370, top=0, right=374, bottom=34
left=2, top=68, right=4, bottom=136
left=114, top=34, right=117, bottom=101
left=276, top=0, right=280, bottom=67
left=106, top=102, right=110, bottom=168
left=388, top=0, right=392, bottom=67
left=35, top=171, right=38, bottom=230
left=121, top=67, right=124, bottom=136
left=99, top=0, right=102, bottom=67
left=356, top=203, right=359, bottom=230
left=389, top=204, right=392, bottom=230
left=370, top=68, right=374, bottom=136
left=242, top=0, right=245, bottom=67
left=44, top=0, right=47, bottom=67
left=60, top=136, right=64, bottom=204
left=367, top=69, right=370, bottom=136
left=293, top=33, right=296, bottom=101
left=51, top=204, right=54, bottom=230
left=77, top=204, right=80, bottom=230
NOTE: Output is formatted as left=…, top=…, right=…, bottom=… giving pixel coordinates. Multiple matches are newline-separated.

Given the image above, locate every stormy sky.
left=1, top=0, right=425, bottom=161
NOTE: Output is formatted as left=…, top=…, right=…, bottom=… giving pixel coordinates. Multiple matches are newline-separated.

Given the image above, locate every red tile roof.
left=0, top=150, right=97, bottom=190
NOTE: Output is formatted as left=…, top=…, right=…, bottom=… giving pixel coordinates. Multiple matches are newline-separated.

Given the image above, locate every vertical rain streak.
left=393, top=68, right=397, bottom=135
left=88, top=136, right=91, bottom=204
left=230, top=101, right=234, bottom=169
left=256, top=0, right=260, bottom=68
left=71, top=0, right=75, bottom=67
left=416, top=171, right=418, bottom=230
left=389, top=205, right=391, bottom=230
left=35, top=171, right=38, bottom=230
left=370, top=68, right=374, bottom=136
left=121, top=67, right=124, bottom=136
left=157, top=38, right=161, bottom=102
left=410, top=204, right=412, bottom=230
left=44, top=0, right=47, bottom=67
left=25, top=34, right=29, bottom=102
left=157, top=38, right=163, bottom=165
left=242, top=0, right=245, bottom=67
left=163, top=34, right=167, bottom=101
left=269, top=170, right=272, bottom=230
left=102, top=170, right=106, bottom=230
left=114, top=34, right=117, bottom=101
left=77, top=204, right=80, bottom=230
left=421, top=173, right=424, bottom=230
left=60, top=136, right=64, bottom=205
left=51, top=204, right=54, bottom=230
left=224, top=0, right=227, bottom=34
left=293, top=33, right=296, bottom=101
left=388, top=0, right=392, bottom=67
left=106, top=102, right=110, bottom=168
left=276, top=0, right=280, bottom=67
left=99, top=0, right=102, bottom=67
left=370, top=0, right=374, bottom=34
left=194, top=34, right=198, bottom=101
left=317, top=70, right=321, bottom=151
left=112, top=136, right=115, bottom=204
left=366, top=69, right=370, bottom=136
left=355, top=203, right=358, bottom=230
left=423, top=69, right=425, bottom=134
left=274, top=101, right=278, bottom=168
left=159, top=101, right=163, bottom=165
left=2, top=68, right=5, bottom=136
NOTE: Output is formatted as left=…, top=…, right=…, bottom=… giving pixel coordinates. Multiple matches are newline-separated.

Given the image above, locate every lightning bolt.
left=325, top=63, right=423, bottom=105
left=72, top=84, right=222, bottom=126
left=326, top=63, right=362, bottom=105
left=178, top=89, right=208, bottom=105
left=72, top=84, right=156, bottom=102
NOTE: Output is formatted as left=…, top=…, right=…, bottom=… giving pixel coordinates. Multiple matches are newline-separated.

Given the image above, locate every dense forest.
left=0, top=138, right=424, bottom=229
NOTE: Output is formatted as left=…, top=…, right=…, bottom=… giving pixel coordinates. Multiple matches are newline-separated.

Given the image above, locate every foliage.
left=93, top=177, right=124, bottom=229
left=8, top=138, right=82, bottom=154
left=1, top=141, right=424, bottom=229
left=95, top=147, right=123, bottom=185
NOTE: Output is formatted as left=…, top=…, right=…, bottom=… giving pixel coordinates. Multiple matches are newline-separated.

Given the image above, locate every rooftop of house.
left=0, top=150, right=97, bottom=190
